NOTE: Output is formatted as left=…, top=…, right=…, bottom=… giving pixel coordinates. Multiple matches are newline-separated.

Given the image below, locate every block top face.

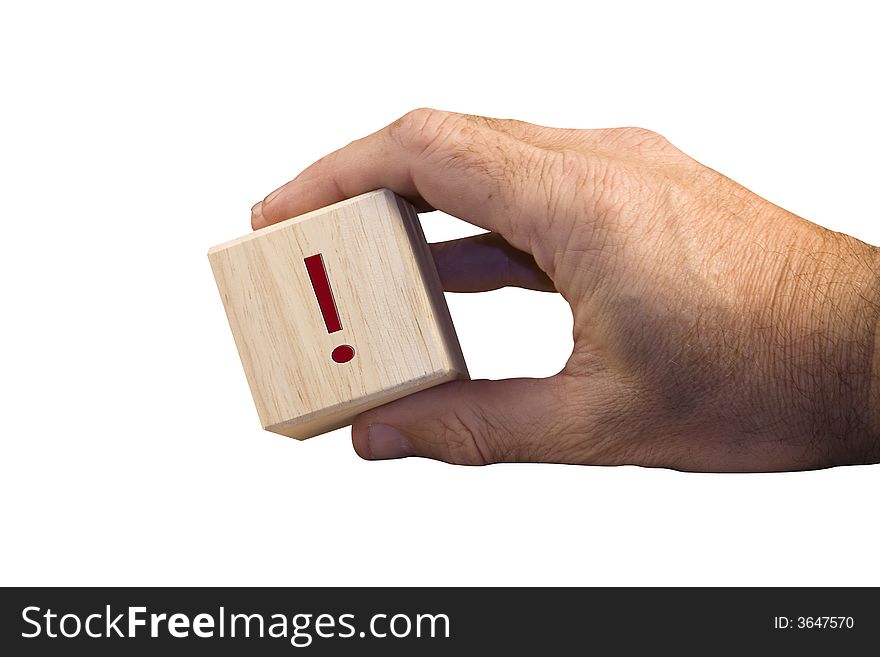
left=208, top=189, right=465, bottom=435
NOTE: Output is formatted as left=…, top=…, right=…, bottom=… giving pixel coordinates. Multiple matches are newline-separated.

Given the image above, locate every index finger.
left=251, top=109, right=540, bottom=251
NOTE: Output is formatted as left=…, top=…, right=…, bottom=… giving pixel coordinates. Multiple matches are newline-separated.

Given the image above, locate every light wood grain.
left=208, top=189, right=469, bottom=439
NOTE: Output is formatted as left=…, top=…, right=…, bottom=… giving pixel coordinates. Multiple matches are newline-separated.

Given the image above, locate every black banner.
left=1, top=587, right=876, bottom=654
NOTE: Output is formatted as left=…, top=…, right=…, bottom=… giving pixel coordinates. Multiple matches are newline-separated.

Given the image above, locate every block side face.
left=393, top=195, right=470, bottom=380
left=209, top=189, right=468, bottom=431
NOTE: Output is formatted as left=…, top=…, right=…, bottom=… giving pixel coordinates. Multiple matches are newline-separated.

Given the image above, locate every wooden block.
left=208, top=189, right=469, bottom=439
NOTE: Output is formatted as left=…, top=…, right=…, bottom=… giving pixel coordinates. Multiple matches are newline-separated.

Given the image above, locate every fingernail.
left=263, top=186, right=283, bottom=208
left=251, top=201, right=265, bottom=229
left=367, top=424, right=415, bottom=460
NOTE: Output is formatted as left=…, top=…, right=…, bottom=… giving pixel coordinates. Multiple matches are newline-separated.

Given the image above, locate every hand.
left=252, top=109, right=880, bottom=471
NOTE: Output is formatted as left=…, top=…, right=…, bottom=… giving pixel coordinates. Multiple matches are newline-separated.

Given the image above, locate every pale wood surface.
left=208, top=189, right=469, bottom=439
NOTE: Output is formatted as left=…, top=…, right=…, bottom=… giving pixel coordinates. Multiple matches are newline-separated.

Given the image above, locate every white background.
left=1, top=1, right=878, bottom=586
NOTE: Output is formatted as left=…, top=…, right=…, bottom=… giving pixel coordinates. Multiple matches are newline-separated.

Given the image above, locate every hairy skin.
left=252, top=109, right=880, bottom=471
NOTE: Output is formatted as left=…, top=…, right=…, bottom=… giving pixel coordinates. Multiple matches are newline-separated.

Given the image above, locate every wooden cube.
left=208, top=189, right=469, bottom=439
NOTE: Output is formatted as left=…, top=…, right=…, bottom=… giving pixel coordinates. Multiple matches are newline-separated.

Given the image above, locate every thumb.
left=351, top=376, right=575, bottom=465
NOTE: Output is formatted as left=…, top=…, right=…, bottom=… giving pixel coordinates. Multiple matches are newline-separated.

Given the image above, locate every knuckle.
left=390, top=108, right=488, bottom=165
left=435, top=409, right=494, bottom=466
left=622, top=126, right=663, bottom=141
left=598, top=127, right=673, bottom=155
left=390, top=107, right=445, bottom=148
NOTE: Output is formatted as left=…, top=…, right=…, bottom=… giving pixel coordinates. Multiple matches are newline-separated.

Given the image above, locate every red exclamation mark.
left=304, top=254, right=355, bottom=363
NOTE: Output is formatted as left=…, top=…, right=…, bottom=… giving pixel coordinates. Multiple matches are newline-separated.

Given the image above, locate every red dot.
left=331, top=345, right=355, bottom=363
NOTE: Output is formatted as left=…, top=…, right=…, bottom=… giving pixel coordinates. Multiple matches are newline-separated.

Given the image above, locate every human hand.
left=252, top=109, right=880, bottom=471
